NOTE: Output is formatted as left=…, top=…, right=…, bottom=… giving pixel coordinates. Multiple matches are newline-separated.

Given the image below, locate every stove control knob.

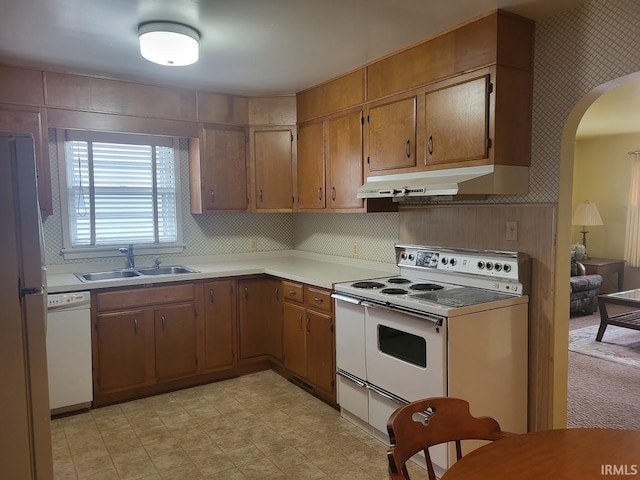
left=408, top=254, right=415, bottom=261
left=504, top=264, right=512, bottom=273
left=450, top=258, right=457, bottom=266
left=477, top=261, right=485, bottom=269
left=441, top=257, right=448, bottom=265
left=486, top=262, right=493, bottom=271
left=401, top=253, right=407, bottom=260
left=494, top=263, right=502, bottom=272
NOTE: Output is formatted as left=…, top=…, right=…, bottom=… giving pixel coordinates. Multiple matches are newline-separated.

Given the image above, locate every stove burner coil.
left=380, top=288, right=408, bottom=295
left=409, top=283, right=445, bottom=291
left=351, top=281, right=385, bottom=289
left=387, top=277, right=411, bottom=284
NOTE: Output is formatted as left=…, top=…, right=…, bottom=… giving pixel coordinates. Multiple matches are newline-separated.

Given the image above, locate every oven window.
left=378, top=325, right=427, bottom=368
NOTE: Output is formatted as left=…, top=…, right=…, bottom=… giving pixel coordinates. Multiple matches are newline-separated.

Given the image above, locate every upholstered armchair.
left=570, top=251, right=603, bottom=315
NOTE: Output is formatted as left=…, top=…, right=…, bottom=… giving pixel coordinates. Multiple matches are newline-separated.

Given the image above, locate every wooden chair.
left=386, top=397, right=514, bottom=480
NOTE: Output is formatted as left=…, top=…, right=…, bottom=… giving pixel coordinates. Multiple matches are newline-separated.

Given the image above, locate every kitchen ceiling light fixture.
left=572, top=200, right=604, bottom=258
left=138, top=21, right=200, bottom=66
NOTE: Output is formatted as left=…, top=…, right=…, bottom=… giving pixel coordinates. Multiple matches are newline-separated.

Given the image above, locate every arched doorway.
left=558, top=71, right=640, bottom=427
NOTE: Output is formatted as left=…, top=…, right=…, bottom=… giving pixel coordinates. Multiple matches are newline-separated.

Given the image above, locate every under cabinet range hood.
left=356, top=165, right=529, bottom=199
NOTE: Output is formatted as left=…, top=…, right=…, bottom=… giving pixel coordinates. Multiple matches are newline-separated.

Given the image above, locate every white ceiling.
left=0, top=0, right=587, bottom=96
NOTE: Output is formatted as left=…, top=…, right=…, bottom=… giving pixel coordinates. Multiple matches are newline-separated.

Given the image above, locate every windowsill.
left=60, top=243, right=186, bottom=261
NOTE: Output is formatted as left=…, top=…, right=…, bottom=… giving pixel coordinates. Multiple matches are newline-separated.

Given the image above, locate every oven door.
left=364, top=302, right=446, bottom=402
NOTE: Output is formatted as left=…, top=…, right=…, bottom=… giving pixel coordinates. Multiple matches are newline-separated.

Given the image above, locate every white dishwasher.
left=47, top=292, right=93, bottom=414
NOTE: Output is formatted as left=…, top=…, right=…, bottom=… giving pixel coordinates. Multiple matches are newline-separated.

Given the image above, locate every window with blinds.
left=59, top=130, right=183, bottom=257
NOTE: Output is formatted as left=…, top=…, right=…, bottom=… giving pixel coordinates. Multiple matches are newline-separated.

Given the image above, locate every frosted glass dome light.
left=139, top=21, right=200, bottom=66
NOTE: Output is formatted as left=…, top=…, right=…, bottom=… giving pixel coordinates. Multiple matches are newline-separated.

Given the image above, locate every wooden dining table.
left=441, top=428, right=640, bottom=479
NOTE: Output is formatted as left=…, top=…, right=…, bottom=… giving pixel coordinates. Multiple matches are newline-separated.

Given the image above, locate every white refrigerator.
left=0, top=133, right=54, bottom=479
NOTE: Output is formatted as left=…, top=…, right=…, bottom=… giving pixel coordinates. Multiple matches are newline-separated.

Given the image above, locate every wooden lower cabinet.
left=154, top=303, right=198, bottom=382
left=238, top=277, right=282, bottom=362
left=203, top=280, right=236, bottom=372
left=282, top=283, right=336, bottom=401
left=94, top=309, right=148, bottom=392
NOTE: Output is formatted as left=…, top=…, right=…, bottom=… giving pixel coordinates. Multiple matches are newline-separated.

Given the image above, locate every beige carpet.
left=567, top=313, right=640, bottom=430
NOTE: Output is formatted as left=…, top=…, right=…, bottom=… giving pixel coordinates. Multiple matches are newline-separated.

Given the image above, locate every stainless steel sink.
left=136, top=266, right=198, bottom=276
left=75, top=265, right=198, bottom=282
left=76, top=270, right=142, bottom=282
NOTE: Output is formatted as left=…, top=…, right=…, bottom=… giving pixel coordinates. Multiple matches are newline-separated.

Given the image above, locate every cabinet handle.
left=314, top=297, right=324, bottom=304
left=259, top=189, right=263, bottom=203
left=298, top=315, right=303, bottom=329
left=275, top=287, right=279, bottom=301
left=427, top=136, right=433, bottom=155
left=210, top=189, right=215, bottom=204
left=244, top=287, right=249, bottom=300
left=318, top=187, right=322, bottom=201
left=288, top=290, right=297, bottom=296
left=331, top=186, right=336, bottom=201
left=134, top=318, right=138, bottom=335
left=306, top=316, right=311, bottom=333
left=209, top=288, right=214, bottom=304
left=405, top=139, right=411, bottom=158
left=161, top=315, right=166, bottom=330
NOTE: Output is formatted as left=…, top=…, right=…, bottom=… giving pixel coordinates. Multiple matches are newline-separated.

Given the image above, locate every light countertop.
left=46, top=250, right=398, bottom=293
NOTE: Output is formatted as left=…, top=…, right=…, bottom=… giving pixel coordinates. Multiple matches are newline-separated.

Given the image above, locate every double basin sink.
left=75, top=265, right=199, bottom=282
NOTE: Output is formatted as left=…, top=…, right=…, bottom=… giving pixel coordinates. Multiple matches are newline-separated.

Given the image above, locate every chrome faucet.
left=118, top=244, right=135, bottom=269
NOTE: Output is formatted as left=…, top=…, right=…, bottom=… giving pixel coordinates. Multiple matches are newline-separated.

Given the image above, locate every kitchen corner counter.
left=45, top=250, right=398, bottom=293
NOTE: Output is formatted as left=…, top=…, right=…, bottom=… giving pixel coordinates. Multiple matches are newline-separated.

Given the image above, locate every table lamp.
left=572, top=200, right=603, bottom=258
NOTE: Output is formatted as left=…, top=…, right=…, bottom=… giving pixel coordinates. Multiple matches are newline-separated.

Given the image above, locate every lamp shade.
left=572, top=201, right=604, bottom=227
left=139, top=21, right=200, bottom=66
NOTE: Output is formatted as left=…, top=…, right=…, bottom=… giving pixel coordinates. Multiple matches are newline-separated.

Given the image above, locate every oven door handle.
left=331, top=293, right=362, bottom=305
left=361, top=301, right=444, bottom=326
left=337, top=369, right=367, bottom=388
left=367, top=383, right=409, bottom=406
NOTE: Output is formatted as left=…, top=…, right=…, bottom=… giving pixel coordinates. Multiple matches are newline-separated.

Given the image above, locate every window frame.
left=56, top=128, right=185, bottom=260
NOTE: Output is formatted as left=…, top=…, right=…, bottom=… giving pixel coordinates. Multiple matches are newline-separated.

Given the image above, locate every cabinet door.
left=368, top=96, right=416, bottom=172
left=238, top=278, right=281, bottom=360
left=326, top=110, right=364, bottom=210
left=202, top=125, right=248, bottom=211
left=283, top=302, right=307, bottom=378
left=306, top=310, right=334, bottom=395
left=425, top=74, right=490, bottom=166
left=254, top=128, right=294, bottom=211
left=154, top=303, right=198, bottom=382
left=203, top=280, right=235, bottom=372
left=0, top=105, right=51, bottom=215
left=297, top=121, right=325, bottom=210
left=95, top=310, right=147, bottom=393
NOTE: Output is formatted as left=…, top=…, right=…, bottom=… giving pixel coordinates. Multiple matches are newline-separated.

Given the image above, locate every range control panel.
left=396, top=245, right=523, bottom=282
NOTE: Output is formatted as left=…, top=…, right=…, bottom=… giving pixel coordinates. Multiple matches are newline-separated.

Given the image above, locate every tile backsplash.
left=43, top=131, right=399, bottom=266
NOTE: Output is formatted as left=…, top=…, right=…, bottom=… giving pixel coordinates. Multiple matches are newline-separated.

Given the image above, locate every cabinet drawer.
left=283, top=281, right=304, bottom=303
left=96, top=283, right=195, bottom=311
left=305, top=286, right=332, bottom=312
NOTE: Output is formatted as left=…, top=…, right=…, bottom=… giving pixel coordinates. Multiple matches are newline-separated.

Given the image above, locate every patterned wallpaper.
left=42, top=0, right=640, bottom=266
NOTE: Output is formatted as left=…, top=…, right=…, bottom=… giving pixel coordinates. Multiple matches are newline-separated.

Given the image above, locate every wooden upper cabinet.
left=0, top=65, right=44, bottom=106
left=367, top=96, right=417, bottom=173
left=44, top=72, right=197, bottom=120
left=425, top=74, right=490, bottom=166
left=252, top=127, right=294, bottom=211
left=326, top=110, right=364, bottom=211
left=190, top=125, right=248, bottom=213
left=297, top=121, right=325, bottom=210
left=366, top=10, right=533, bottom=101
left=0, top=105, right=52, bottom=215
left=297, top=69, right=365, bottom=123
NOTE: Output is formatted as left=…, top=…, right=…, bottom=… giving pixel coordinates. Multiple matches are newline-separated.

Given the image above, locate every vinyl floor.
left=51, top=370, right=428, bottom=479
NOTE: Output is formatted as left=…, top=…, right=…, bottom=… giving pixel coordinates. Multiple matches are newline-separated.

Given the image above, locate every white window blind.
left=63, top=130, right=180, bottom=250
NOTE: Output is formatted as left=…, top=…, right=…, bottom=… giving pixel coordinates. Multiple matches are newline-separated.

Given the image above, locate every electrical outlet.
left=249, top=238, right=257, bottom=251
left=506, top=221, right=518, bottom=241
left=352, top=241, right=360, bottom=257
